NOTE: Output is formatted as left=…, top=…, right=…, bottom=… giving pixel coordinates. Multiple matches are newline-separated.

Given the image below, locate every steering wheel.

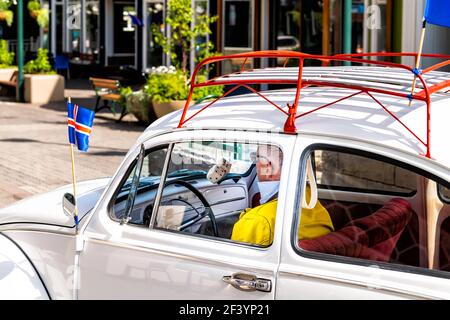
left=161, top=179, right=218, bottom=237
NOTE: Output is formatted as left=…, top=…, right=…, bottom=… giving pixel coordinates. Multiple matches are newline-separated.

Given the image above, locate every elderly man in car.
left=231, top=145, right=334, bottom=246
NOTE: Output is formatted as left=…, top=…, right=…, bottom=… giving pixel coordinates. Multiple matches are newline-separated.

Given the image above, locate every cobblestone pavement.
left=0, top=84, right=145, bottom=208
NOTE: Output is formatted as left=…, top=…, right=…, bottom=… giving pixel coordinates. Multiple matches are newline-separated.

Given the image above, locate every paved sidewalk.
left=0, top=87, right=145, bottom=208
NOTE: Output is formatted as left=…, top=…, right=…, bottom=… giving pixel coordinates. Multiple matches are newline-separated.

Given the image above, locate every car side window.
left=111, top=146, right=168, bottom=226
left=296, top=148, right=450, bottom=276
left=152, top=141, right=283, bottom=247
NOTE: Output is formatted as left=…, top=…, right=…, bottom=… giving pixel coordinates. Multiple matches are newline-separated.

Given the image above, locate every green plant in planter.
left=191, top=74, right=224, bottom=102
left=119, top=86, right=133, bottom=108
left=0, top=0, right=14, bottom=27
left=144, top=66, right=224, bottom=105
left=0, top=39, right=14, bottom=68
left=24, top=48, right=55, bottom=74
left=144, top=66, right=189, bottom=103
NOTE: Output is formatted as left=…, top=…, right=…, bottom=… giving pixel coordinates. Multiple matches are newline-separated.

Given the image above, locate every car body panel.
left=0, top=178, right=110, bottom=229
left=2, top=230, right=77, bottom=300
left=0, top=233, right=49, bottom=299
left=78, top=129, right=296, bottom=299
left=276, top=135, right=450, bottom=299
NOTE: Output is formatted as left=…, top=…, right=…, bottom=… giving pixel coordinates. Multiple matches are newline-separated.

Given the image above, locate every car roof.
left=142, top=66, right=450, bottom=169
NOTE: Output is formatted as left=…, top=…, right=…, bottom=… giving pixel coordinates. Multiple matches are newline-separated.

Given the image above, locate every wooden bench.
left=0, top=70, right=18, bottom=96
left=89, top=77, right=128, bottom=122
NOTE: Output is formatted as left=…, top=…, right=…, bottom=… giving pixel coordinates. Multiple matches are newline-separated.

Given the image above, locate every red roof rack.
left=177, top=51, right=450, bottom=158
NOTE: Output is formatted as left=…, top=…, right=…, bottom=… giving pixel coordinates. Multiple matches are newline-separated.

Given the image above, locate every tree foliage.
left=152, top=0, right=218, bottom=73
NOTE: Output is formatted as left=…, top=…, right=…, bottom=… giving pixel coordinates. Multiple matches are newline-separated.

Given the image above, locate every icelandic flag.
left=67, top=102, right=95, bottom=152
left=424, top=0, right=450, bottom=28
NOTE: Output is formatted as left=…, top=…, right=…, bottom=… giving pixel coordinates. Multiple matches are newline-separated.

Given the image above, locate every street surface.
left=0, top=84, right=144, bottom=208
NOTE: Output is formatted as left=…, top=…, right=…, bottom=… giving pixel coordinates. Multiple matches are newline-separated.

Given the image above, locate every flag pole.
left=68, top=97, right=79, bottom=233
left=408, top=20, right=427, bottom=107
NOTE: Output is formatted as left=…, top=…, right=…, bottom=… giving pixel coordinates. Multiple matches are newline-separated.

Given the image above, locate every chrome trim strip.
left=278, top=270, right=440, bottom=300
left=0, top=224, right=75, bottom=235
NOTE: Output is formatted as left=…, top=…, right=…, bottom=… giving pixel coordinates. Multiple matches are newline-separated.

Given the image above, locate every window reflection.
left=146, top=0, right=164, bottom=69
left=86, top=1, right=99, bottom=60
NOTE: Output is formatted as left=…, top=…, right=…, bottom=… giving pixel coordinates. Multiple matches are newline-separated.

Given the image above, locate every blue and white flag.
left=425, top=0, right=450, bottom=28
left=67, top=102, right=95, bottom=152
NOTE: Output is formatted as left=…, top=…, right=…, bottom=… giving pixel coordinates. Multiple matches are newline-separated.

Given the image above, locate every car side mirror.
left=62, top=193, right=76, bottom=217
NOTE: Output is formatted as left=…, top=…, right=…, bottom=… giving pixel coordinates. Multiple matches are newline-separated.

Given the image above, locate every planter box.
left=0, top=68, right=17, bottom=82
left=24, top=74, right=65, bottom=104
left=153, top=100, right=193, bottom=118
left=126, top=91, right=156, bottom=124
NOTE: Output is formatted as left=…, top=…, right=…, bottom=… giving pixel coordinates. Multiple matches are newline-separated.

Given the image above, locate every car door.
left=78, top=129, right=295, bottom=299
left=276, top=135, right=450, bottom=299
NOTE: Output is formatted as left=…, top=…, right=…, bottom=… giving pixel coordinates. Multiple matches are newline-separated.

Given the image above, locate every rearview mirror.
left=62, top=193, right=76, bottom=217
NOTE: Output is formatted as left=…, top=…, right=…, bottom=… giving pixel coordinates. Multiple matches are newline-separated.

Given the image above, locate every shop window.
left=86, top=1, right=99, bottom=59
left=222, top=0, right=254, bottom=73
left=67, top=1, right=81, bottom=53
left=146, top=0, right=164, bottom=69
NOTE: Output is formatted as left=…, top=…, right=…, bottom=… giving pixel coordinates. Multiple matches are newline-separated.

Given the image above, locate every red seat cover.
left=300, top=198, right=413, bottom=263
left=349, top=198, right=413, bottom=247
left=299, top=226, right=368, bottom=258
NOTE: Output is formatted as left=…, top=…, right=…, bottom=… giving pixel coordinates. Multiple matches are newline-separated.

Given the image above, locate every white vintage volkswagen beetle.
left=1, top=51, right=450, bottom=300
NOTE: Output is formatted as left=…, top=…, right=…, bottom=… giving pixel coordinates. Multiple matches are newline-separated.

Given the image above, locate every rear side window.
left=295, top=147, right=450, bottom=278
left=313, top=150, right=417, bottom=196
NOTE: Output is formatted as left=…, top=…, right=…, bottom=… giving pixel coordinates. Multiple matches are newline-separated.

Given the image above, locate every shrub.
left=0, top=39, right=14, bottom=67
left=144, top=66, right=189, bottom=103
left=191, top=74, right=224, bottom=102
left=24, top=48, right=55, bottom=74
left=119, top=86, right=133, bottom=106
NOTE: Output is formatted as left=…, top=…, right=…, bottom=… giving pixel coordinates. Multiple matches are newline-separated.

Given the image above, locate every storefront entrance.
left=108, top=0, right=136, bottom=66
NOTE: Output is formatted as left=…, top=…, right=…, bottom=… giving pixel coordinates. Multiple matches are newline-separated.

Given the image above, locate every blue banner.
left=425, top=0, right=450, bottom=28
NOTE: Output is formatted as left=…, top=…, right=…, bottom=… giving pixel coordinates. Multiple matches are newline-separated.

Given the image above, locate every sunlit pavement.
left=0, top=92, right=144, bottom=209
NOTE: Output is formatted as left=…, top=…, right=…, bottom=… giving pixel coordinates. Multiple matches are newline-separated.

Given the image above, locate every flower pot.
left=0, top=11, right=7, bottom=21
left=126, top=92, right=156, bottom=124
left=152, top=100, right=193, bottom=119
left=24, top=74, right=65, bottom=104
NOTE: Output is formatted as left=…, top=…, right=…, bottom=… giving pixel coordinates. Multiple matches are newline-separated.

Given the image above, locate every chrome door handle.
left=222, top=273, right=272, bottom=292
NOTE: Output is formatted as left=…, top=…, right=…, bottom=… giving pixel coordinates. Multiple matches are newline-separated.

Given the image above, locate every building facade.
left=1, top=1, right=449, bottom=75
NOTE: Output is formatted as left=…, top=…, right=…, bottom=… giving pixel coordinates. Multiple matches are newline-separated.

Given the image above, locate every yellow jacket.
left=231, top=193, right=334, bottom=246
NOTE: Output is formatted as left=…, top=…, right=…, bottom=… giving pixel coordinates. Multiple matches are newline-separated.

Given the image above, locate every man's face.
left=255, top=146, right=282, bottom=182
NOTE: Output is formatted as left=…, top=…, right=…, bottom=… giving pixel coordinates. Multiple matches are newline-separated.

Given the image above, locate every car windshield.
left=120, top=176, right=160, bottom=193
left=167, top=141, right=254, bottom=176
left=167, top=169, right=207, bottom=178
